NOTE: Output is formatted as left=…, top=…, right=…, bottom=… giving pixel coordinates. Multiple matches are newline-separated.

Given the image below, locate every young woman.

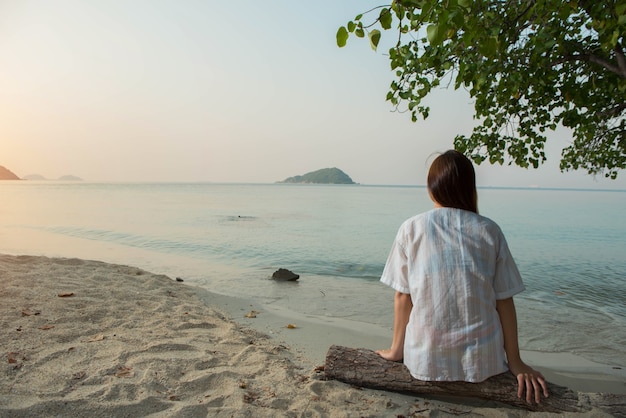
left=376, top=150, right=549, bottom=404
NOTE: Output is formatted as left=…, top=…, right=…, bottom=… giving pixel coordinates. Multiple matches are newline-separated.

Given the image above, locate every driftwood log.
left=325, top=345, right=626, bottom=415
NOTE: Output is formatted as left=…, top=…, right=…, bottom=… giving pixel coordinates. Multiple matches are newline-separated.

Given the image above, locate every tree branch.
left=615, top=42, right=626, bottom=78
left=554, top=52, right=625, bottom=78
left=598, top=102, right=626, bottom=118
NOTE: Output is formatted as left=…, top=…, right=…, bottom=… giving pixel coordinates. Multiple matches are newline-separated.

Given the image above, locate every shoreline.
left=1, top=254, right=624, bottom=417
left=198, top=287, right=626, bottom=396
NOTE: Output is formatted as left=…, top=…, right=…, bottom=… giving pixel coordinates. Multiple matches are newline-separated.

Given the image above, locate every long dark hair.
left=427, top=150, right=478, bottom=213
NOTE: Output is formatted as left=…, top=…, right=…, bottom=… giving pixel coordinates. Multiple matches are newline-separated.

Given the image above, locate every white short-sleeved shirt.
left=380, top=207, right=525, bottom=382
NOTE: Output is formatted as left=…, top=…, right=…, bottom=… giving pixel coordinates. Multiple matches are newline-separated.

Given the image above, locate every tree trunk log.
left=324, top=345, right=626, bottom=415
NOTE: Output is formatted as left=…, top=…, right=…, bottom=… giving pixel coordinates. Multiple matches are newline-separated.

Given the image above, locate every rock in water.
left=272, top=268, right=300, bottom=281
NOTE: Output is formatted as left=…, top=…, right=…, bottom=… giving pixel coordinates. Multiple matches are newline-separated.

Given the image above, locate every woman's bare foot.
left=375, top=348, right=403, bottom=362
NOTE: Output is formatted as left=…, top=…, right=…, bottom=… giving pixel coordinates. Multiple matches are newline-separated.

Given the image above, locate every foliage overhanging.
left=338, top=0, right=626, bottom=178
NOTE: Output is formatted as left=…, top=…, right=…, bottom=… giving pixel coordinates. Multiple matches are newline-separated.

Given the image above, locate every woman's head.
left=427, top=150, right=478, bottom=213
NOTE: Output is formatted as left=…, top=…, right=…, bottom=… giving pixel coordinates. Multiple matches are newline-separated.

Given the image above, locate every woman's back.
left=377, top=150, right=548, bottom=402
left=381, top=207, right=525, bottom=382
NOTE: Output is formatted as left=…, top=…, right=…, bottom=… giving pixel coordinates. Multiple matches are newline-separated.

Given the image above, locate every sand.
left=0, top=254, right=622, bottom=417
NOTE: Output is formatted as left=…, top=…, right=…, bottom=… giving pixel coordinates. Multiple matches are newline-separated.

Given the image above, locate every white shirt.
left=380, top=208, right=525, bottom=382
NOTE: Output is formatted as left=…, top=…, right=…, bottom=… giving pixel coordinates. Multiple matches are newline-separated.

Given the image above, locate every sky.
left=1, top=0, right=625, bottom=189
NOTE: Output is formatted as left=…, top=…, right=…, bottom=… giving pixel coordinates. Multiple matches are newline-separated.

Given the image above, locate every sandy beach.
left=1, top=254, right=623, bottom=417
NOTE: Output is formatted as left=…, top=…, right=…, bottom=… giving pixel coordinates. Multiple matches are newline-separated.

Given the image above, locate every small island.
left=0, top=165, right=20, bottom=180
left=278, top=167, right=356, bottom=184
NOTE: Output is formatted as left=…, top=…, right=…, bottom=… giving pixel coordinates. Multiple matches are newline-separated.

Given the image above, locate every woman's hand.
left=496, top=298, right=549, bottom=403
left=509, top=362, right=549, bottom=404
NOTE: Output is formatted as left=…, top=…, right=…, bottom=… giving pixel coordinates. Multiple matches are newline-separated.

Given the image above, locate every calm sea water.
left=1, top=182, right=625, bottom=368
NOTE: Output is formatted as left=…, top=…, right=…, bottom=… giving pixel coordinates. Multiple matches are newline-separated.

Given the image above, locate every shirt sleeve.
left=380, top=232, right=411, bottom=294
left=493, top=230, right=526, bottom=299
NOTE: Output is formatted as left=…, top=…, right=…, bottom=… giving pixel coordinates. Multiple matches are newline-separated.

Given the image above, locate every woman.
left=376, top=150, right=548, bottom=404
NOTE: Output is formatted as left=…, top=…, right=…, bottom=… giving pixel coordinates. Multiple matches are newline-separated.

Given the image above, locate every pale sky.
left=1, top=0, right=624, bottom=189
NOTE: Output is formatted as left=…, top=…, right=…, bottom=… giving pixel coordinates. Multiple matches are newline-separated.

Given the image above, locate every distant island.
left=0, top=166, right=83, bottom=181
left=278, top=167, right=356, bottom=184
left=0, top=165, right=20, bottom=180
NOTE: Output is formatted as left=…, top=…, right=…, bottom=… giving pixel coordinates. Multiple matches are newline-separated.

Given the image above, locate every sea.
left=1, top=181, right=625, bottom=369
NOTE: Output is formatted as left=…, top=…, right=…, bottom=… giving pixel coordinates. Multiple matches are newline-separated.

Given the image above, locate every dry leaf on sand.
left=38, top=324, right=55, bottom=330
left=7, top=352, right=21, bottom=363
left=115, top=366, right=134, bottom=378
left=21, top=308, right=41, bottom=316
left=57, top=292, right=75, bottom=297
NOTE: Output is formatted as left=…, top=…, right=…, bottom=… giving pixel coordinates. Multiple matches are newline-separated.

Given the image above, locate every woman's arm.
left=376, top=291, right=412, bottom=361
left=496, top=297, right=549, bottom=403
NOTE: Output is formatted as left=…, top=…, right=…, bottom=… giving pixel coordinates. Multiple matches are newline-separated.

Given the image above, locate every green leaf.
left=611, top=29, right=620, bottom=46
left=477, top=36, right=498, bottom=56
left=426, top=23, right=447, bottom=45
left=380, top=8, right=393, bottom=30
left=426, top=24, right=438, bottom=44
left=355, top=26, right=365, bottom=38
left=369, top=29, right=381, bottom=50
left=347, top=21, right=356, bottom=32
left=458, top=0, right=471, bottom=10
left=336, top=26, right=349, bottom=47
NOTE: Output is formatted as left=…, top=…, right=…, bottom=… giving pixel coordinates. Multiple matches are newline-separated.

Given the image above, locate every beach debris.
left=21, top=308, right=41, bottom=316
left=244, top=310, right=260, bottom=318
left=72, top=371, right=86, bottom=380
left=7, top=352, right=26, bottom=370
left=38, top=324, right=55, bottom=330
left=115, top=366, right=134, bottom=378
left=243, top=391, right=260, bottom=403
left=225, top=215, right=257, bottom=222
left=7, top=352, right=21, bottom=364
left=286, top=323, right=297, bottom=329
left=83, top=334, right=105, bottom=343
left=57, top=292, right=75, bottom=297
left=175, top=277, right=184, bottom=282
left=272, top=268, right=299, bottom=281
